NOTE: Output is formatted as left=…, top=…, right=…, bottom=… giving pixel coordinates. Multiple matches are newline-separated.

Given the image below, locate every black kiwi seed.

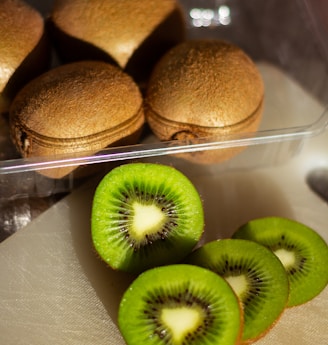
left=185, top=239, right=289, bottom=344
left=118, top=264, right=242, bottom=345
left=233, top=217, right=328, bottom=307
left=91, top=163, right=204, bottom=274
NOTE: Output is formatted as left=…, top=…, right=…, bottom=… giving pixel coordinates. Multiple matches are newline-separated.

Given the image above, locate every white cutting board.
left=0, top=65, right=328, bottom=345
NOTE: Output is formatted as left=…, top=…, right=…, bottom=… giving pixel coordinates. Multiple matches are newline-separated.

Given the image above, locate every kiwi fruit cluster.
left=91, top=162, right=328, bottom=345
left=2, top=0, right=186, bottom=179
left=2, top=0, right=266, bottom=180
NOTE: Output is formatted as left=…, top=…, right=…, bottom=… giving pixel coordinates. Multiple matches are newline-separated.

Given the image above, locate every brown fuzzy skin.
left=9, top=61, right=145, bottom=179
left=49, top=0, right=185, bottom=85
left=145, top=39, right=264, bottom=164
left=0, top=0, right=50, bottom=114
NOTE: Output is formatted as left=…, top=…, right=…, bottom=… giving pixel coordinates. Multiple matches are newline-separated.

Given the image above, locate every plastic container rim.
left=1, top=108, right=327, bottom=175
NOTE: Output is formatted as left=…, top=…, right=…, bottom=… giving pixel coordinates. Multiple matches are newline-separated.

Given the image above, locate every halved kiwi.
left=232, top=217, right=328, bottom=307
left=91, top=163, right=204, bottom=274
left=185, top=239, right=289, bottom=344
left=118, top=264, right=242, bottom=345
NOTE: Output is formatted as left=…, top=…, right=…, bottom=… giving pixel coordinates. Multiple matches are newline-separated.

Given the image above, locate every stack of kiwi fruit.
left=1, top=0, right=264, bottom=180
left=91, top=162, right=328, bottom=345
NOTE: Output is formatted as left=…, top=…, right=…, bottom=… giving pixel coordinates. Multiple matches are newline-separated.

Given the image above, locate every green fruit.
left=186, top=239, right=289, bottom=343
left=118, top=264, right=242, bottom=345
left=91, top=163, right=204, bottom=273
left=233, top=217, right=328, bottom=307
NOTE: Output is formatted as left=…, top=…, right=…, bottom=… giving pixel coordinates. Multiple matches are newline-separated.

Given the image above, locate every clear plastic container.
left=1, top=0, right=328, bottom=238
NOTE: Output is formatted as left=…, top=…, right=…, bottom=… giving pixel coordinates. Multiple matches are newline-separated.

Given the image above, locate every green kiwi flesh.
left=91, top=163, right=204, bottom=274
left=185, top=239, right=289, bottom=344
left=232, top=217, right=328, bottom=307
left=118, top=264, right=242, bottom=345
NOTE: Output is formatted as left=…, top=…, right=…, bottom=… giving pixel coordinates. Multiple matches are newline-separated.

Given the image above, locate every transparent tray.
left=1, top=0, right=328, bottom=237
left=1, top=0, right=328, bottom=176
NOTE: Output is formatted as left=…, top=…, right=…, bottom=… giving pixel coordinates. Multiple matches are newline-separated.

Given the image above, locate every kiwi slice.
left=185, top=239, right=289, bottom=343
left=233, top=217, right=328, bottom=307
left=118, top=264, right=242, bottom=345
left=91, top=163, right=204, bottom=274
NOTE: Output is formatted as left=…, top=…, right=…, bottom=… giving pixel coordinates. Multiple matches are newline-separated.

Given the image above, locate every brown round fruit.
left=0, top=0, right=50, bottom=114
left=9, top=60, right=145, bottom=179
left=49, top=0, right=185, bottom=86
left=145, top=39, right=264, bottom=164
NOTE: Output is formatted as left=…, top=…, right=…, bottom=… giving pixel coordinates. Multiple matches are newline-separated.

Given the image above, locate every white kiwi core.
left=161, top=307, right=202, bottom=342
left=225, top=275, right=249, bottom=298
left=274, top=248, right=296, bottom=269
left=131, top=202, right=166, bottom=239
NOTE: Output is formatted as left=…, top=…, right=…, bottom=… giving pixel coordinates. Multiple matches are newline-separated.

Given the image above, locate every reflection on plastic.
left=189, top=5, right=231, bottom=27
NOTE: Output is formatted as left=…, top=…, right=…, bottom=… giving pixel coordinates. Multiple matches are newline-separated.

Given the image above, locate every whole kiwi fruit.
left=49, top=0, right=185, bottom=86
left=9, top=60, right=145, bottom=179
left=145, top=39, right=264, bottom=164
left=0, top=0, right=50, bottom=114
